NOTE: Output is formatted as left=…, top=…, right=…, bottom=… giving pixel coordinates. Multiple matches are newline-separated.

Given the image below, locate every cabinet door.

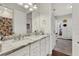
left=73, top=43, right=79, bottom=56
left=40, top=38, right=46, bottom=56
left=23, top=45, right=30, bottom=56
left=30, top=41, right=40, bottom=56
left=8, top=45, right=29, bottom=56
left=46, top=37, right=50, bottom=55
left=73, top=35, right=79, bottom=56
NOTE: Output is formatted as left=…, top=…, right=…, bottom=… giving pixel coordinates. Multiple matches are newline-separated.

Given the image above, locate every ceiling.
left=52, top=3, right=72, bottom=16
left=25, top=3, right=72, bottom=15
left=0, top=3, right=72, bottom=15
left=17, top=3, right=39, bottom=13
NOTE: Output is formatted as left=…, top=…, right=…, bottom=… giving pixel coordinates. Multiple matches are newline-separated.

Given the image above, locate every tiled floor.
left=53, top=39, right=72, bottom=56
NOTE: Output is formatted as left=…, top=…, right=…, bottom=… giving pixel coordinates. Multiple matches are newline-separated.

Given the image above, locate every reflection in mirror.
left=63, top=24, right=67, bottom=27
left=0, top=5, right=13, bottom=37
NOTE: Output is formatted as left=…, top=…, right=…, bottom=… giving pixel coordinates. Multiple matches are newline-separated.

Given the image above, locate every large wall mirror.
left=0, top=5, right=13, bottom=36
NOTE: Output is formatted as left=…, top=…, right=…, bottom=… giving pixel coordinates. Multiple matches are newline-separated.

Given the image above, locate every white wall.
left=32, top=9, right=40, bottom=32
left=13, top=9, right=27, bottom=34
left=32, top=4, right=52, bottom=34
left=39, top=4, right=52, bottom=34
left=55, top=14, right=72, bottom=39
left=72, top=4, right=79, bottom=56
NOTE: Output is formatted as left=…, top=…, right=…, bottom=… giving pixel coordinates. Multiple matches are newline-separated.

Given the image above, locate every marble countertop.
left=0, top=35, right=48, bottom=56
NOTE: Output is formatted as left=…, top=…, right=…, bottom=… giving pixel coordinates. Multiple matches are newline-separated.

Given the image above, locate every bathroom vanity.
left=0, top=35, right=50, bottom=56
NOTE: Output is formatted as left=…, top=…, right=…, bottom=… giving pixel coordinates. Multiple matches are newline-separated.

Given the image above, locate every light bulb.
left=24, top=5, right=29, bottom=9
left=33, top=5, right=37, bottom=9
left=29, top=8, right=33, bottom=11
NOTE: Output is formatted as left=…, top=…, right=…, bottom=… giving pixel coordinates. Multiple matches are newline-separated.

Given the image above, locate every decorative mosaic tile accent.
left=0, top=16, right=13, bottom=36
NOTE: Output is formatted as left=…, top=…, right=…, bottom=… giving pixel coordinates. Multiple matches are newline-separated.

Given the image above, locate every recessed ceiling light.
left=29, top=8, right=33, bottom=11
left=33, top=5, right=37, bottom=9
left=24, top=5, right=29, bottom=9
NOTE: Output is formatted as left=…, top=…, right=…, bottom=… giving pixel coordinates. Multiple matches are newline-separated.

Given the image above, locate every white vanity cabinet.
left=29, top=41, right=40, bottom=56
left=46, top=36, right=50, bottom=55
left=40, top=38, right=46, bottom=56
left=4, top=35, right=50, bottom=56
left=7, top=45, right=30, bottom=56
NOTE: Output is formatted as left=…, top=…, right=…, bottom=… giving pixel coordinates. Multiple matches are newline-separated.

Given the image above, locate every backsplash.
left=0, top=16, right=13, bottom=36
